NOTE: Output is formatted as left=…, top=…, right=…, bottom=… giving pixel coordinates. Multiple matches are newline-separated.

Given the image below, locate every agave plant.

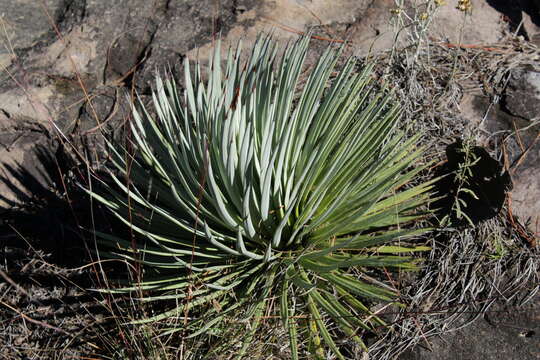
left=87, top=34, right=433, bottom=358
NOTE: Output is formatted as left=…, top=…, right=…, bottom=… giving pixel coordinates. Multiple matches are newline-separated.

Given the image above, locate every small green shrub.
left=87, top=34, right=433, bottom=358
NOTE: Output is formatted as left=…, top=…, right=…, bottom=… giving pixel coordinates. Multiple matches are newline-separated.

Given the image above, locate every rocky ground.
left=0, top=0, right=539, bottom=359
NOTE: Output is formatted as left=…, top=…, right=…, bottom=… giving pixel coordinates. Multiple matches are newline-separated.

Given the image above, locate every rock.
left=184, top=0, right=373, bottom=67
left=430, top=1, right=505, bottom=44
left=0, top=86, right=54, bottom=124
left=502, top=67, right=540, bottom=237
left=0, top=114, right=53, bottom=208
left=504, top=67, right=540, bottom=120
left=485, top=0, right=540, bottom=42
left=0, top=0, right=512, bottom=131
left=187, top=0, right=508, bottom=61
left=0, top=0, right=64, bottom=55
left=399, top=292, right=540, bottom=360
left=0, top=53, right=14, bottom=69
left=461, top=88, right=540, bottom=237
left=34, top=27, right=98, bottom=78
left=511, top=162, right=540, bottom=236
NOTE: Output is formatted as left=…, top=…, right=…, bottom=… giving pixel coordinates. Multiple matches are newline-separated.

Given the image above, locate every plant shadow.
left=0, top=143, right=93, bottom=267
left=431, top=140, right=512, bottom=227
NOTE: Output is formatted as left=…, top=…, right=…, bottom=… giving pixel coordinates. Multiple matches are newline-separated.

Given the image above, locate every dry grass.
left=363, top=5, right=540, bottom=358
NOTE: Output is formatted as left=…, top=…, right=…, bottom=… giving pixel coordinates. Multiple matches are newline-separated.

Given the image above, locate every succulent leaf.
left=86, top=34, right=433, bottom=357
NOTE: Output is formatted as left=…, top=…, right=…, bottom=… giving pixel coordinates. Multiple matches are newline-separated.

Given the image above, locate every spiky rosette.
left=86, top=34, right=433, bottom=359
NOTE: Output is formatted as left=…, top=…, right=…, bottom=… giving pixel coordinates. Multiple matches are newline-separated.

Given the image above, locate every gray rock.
left=505, top=67, right=540, bottom=120
left=501, top=67, right=540, bottom=236
left=0, top=112, right=53, bottom=208
left=400, top=292, right=540, bottom=360
left=464, top=91, right=540, bottom=237
left=0, top=0, right=64, bottom=55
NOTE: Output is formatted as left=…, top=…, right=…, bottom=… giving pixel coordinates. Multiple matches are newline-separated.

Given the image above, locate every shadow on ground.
left=0, top=143, right=138, bottom=359
left=432, top=140, right=512, bottom=227
left=0, top=143, right=89, bottom=265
